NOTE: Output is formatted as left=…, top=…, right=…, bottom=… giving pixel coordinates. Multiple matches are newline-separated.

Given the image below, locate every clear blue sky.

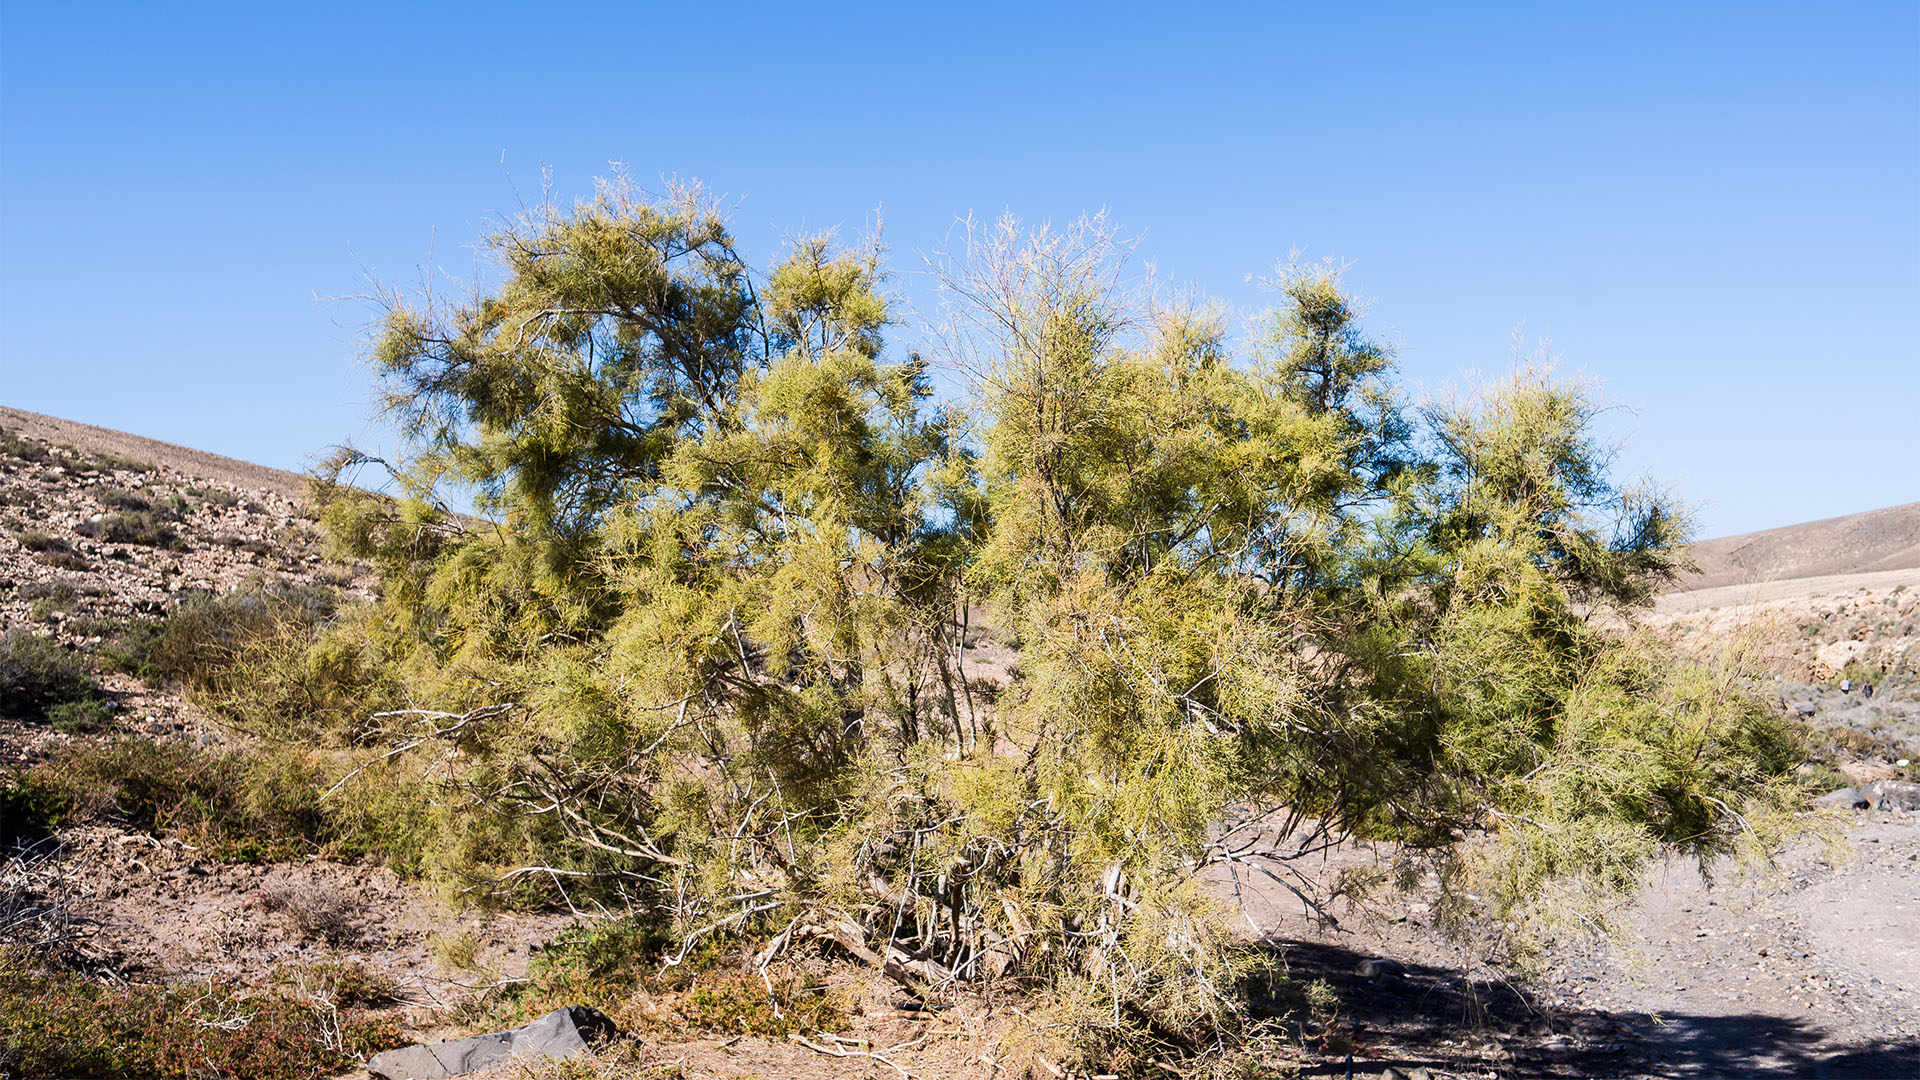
left=2, top=2, right=1914, bottom=538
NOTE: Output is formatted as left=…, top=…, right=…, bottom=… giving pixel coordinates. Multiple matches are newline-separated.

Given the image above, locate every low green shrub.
left=94, top=487, right=154, bottom=512
left=45, top=697, right=114, bottom=734
left=483, top=919, right=846, bottom=1039
left=30, top=738, right=316, bottom=862
left=15, top=531, right=65, bottom=553
left=271, top=960, right=401, bottom=1007
left=0, top=949, right=397, bottom=1079
left=1838, top=660, right=1881, bottom=687
left=100, top=584, right=398, bottom=745
left=186, top=484, right=241, bottom=509
left=103, top=586, right=335, bottom=688
left=0, top=771, right=70, bottom=846
left=3, top=736, right=443, bottom=868
left=82, top=509, right=182, bottom=549
left=0, top=426, right=51, bottom=465
left=0, top=629, right=108, bottom=723
left=85, top=450, right=156, bottom=475
left=15, top=531, right=90, bottom=570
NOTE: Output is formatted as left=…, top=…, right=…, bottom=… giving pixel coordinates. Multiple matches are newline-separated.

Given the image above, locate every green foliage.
left=482, top=918, right=846, bottom=1039
left=187, top=483, right=243, bottom=508
left=0, top=949, right=397, bottom=1080
left=271, top=959, right=402, bottom=1008
left=85, top=450, right=157, bottom=475
left=283, top=182, right=1801, bottom=1066
left=15, top=529, right=89, bottom=570
left=45, top=697, right=115, bottom=734
left=100, top=584, right=393, bottom=741
left=109, top=512, right=177, bottom=547
left=1838, top=659, right=1880, bottom=686
left=0, top=770, right=70, bottom=846
left=0, top=629, right=109, bottom=723
left=15, top=530, right=67, bottom=554
left=5, top=736, right=438, bottom=867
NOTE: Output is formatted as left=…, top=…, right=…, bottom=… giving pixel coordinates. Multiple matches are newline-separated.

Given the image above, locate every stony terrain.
left=0, top=411, right=364, bottom=766
left=3, top=410, right=1918, bottom=1079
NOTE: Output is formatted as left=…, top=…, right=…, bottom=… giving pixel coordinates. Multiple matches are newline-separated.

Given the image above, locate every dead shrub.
left=252, top=882, right=359, bottom=945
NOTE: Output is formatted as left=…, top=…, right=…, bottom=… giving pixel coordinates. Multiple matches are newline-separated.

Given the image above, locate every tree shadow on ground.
left=1270, top=940, right=1917, bottom=1079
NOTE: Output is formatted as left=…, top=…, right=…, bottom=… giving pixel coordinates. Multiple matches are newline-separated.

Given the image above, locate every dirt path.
left=1218, top=809, right=1920, bottom=1079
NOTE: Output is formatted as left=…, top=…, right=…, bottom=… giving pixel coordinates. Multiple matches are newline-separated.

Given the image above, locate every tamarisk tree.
left=309, top=180, right=1799, bottom=1065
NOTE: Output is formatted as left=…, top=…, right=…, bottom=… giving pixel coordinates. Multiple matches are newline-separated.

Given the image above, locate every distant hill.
left=0, top=405, right=310, bottom=500
left=1682, top=503, right=1920, bottom=591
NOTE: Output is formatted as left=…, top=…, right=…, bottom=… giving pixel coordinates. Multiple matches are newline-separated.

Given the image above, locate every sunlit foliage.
left=302, top=179, right=1798, bottom=1066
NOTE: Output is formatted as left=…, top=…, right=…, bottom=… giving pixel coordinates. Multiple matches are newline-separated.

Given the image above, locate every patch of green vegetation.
left=99, top=584, right=399, bottom=744
left=45, top=697, right=114, bottom=735
left=1839, top=660, right=1882, bottom=687
left=186, top=484, right=241, bottom=509
left=22, top=581, right=80, bottom=624
left=85, top=450, right=156, bottom=474
left=270, top=959, right=400, bottom=1008
left=102, top=585, right=333, bottom=687
left=0, top=426, right=52, bottom=465
left=14, top=530, right=64, bottom=553
left=214, top=533, right=276, bottom=556
left=81, top=509, right=182, bottom=549
left=14, top=530, right=90, bottom=571
left=94, top=486, right=155, bottom=512
left=482, top=919, right=846, bottom=1039
left=1801, top=762, right=1854, bottom=796
left=0, top=770, right=71, bottom=847
left=1, top=736, right=443, bottom=866
left=0, top=949, right=397, bottom=1079
left=0, top=629, right=111, bottom=726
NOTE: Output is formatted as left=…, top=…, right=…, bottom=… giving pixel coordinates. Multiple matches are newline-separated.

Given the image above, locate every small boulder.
left=366, top=1005, right=615, bottom=1079
left=1354, top=957, right=1404, bottom=979
left=1816, top=787, right=1871, bottom=811
left=1869, top=780, right=1920, bottom=811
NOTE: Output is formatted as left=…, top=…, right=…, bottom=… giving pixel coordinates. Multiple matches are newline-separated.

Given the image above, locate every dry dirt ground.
left=4, top=411, right=1918, bottom=1079
left=1224, top=811, right=1920, bottom=1079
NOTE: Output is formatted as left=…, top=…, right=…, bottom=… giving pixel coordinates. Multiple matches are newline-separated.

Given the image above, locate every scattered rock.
left=1868, top=780, right=1920, bottom=811
left=1815, top=640, right=1870, bottom=673
left=1355, top=957, right=1405, bottom=979
left=1816, top=787, right=1872, bottom=810
left=365, top=1005, right=615, bottom=1079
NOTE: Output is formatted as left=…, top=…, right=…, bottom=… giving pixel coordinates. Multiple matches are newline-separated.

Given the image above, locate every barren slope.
left=1683, top=503, right=1920, bottom=591
left=0, top=404, right=312, bottom=501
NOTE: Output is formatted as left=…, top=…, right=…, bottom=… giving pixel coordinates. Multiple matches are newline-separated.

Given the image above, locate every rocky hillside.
left=0, top=416, right=366, bottom=762
left=1683, top=502, right=1920, bottom=590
